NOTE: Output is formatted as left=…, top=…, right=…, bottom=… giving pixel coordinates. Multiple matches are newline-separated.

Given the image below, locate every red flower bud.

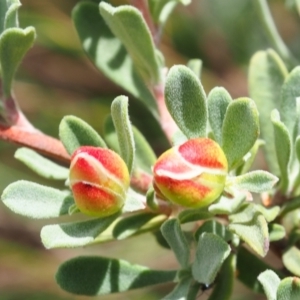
left=69, top=146, right=130, bottom=217
left=153, top=138, right=228, bottom=208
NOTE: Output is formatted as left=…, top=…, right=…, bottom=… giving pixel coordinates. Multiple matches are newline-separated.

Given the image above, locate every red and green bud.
left=153, top=138, right=228, bottom=208
left=69, top=146, right=130, bottom=217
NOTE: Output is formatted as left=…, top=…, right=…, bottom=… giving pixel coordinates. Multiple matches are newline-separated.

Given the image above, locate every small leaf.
left=227, top=170, right=278, bottom=193
left=258, top=269, right=281, bottom=300
left=162, top=276, right=192, bottom=300
left=207, top=254, right=236, bottom=300
left=229, top=204, right=269, bottom=257
left=99, top=2, right=160, bottom=84
left=41, top=213, right=119, bottom=249
left=192, top=233, right=231, bottom=285
left=113, top=213, right=165, bottom=240
left=111, top=96, right=135, bottom=173
left=161, top=218, right=190, bottom=268
left=122, top=188, right=146, bottom=213
left=222, top=97, right=259, bottom=169
left=1, top=180, right=74, bottom=218
left=0, top=27, right=35, bottom=97
left=256, top=205, right=280, bottom=223
left=249, top=49, right=288, bottom=175
left=165, top=65, right=207, bottom=138
left=207, top=87, right=232, bottom=145
left=269, top=224, right=286, bottom=241
left=195, top=220, right=232, bottom=242
left=59, top=115, right=107, bottom=155
left=208, top=193, right=246, bottom=215
left=146, top=184, right=159, bottom=211
left=56, top=256, right=176, bottom=295
left=187, top=58, right=202, bottom=79
left=277, top=277, right=300, bottom=300
left=283, top=247, right=300, bottom=277
left=132, top=126, right=156, bottom=174
left=14, top=147, right=69, bottom=180
left=271, top=109, right=292, bottom=193
left=72, top=2, right=158, bottom=117
left=3, top=0, right=21, bottom=30
left=178, top=207, right=213, bottom=224
left=280, top=66, right=300, bottom=136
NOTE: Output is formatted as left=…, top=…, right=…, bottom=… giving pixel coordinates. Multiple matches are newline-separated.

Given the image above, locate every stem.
left=254, top=0, right=298, bottom=69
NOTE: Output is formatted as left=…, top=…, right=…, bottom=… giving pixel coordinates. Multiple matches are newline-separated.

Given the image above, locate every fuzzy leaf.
left=277, top=277, right=300, bottom=300
left=165, top=65, right=207, bottom=138
left=178, top=207, right=213, bottom=224
left=222, top=98, right=259, bottom=169
left=269, top=224, right=286, bottom=241
left=187, top=58, right=202, bottom=79
left=229, top=204, right=269, bottom=257
left=41, top=213, right=119, bottom=249
left=113, top=213, right=165, bottom=240
left=208, top=193, right=246, bottom=215
left=14, top=147, right=69, bottom=180
left=207, top=254, right=236, bottom=300
left=195, top=220, right=232, bottom=242
left=56, top=256, right=176, bottom=295
left=258, top=269, right=281, bottom=300
left=207, top=87, right=232, bottom=145
left=192, top=233, right=231, bottom=285
left=59, top=115, right=107, bottom=155
left=228, top=170, right=278, bottom=193
left=0, top=27, right=35, bottom=97
left=249, top=49, right=288, bottom=175
left=271, top=109, right=291, bottom=193
left=72, top=2, right=158, bottom=117
left=132, top=126, right=156, bottom=174
left=280, top=66, right=300, bottom=136
left=99, top=2, right=160, bottom=84
left=3, top=0, right=20, bottom=31
left=1, top=180, right=74, bottom=218
left=122, top=188, right=146, bottom=213
left=162, top=277, right=192, bottom=300
left=161, top=218, right=190, bottom=268
left=283, top=247, right=300, bottom=277
left=111, top=96, right=135, bottom=173
left=103, top=116, right=119, bottom=153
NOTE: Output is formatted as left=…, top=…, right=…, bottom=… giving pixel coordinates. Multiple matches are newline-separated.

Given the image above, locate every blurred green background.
left=0, top=0, right=299, bottom=299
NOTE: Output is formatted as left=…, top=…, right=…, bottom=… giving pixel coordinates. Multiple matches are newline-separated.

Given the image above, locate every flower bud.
left=69, top=146, right=130, bottom=217
left=153, top=138, right=228, bottom=208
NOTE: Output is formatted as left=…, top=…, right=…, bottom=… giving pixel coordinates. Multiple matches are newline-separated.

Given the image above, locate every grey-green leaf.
left=258, top=269, right=281, bottom=300
left=99, top=2, right=160, bottom=84
left=59, top=115, right=107, bottom=155
left=132, top=126, right=156, bottom=174
left=283, top=246, right=300, bottom=277
left=207, top=87, right=232, bottom=145
left=192, top=233, right=231, bottom=285
left=228, top=170, right=278, bottom=193
left=222, top=97, right=259, bottom=169
left=0, top=27, right=35, bottom=97
left=41, top=214, right=119, bottom=249
left=1, top=180, right=74, bottom=218
left=14, top=147, right=69, bottom=180
left=162, top=276, right=192, bottom=300
left=56, top=256, right=176, bottom=295
left=111, top=96, right=135, bottom=173
left=207, top=254, right=236, bottom=300
left=277, top=277, right=300, bottom=300
left=280, top=66, right=300, bottom=135
left=248, top=49, right=288, bottom=175
left=165, top=65, right=207, bottom=138
left=178, top=207, right=213, bottom=224
left=3, top=0, right=20, bottom=30
left=161, top=218, right=190, bottom=268
left=269, top=223, right=286, bottom=241
left=187, top=58, right=202, bottom=79
left=72, top=2, right=158, bottom=118
left=271, top=109, right=292, bottom=193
